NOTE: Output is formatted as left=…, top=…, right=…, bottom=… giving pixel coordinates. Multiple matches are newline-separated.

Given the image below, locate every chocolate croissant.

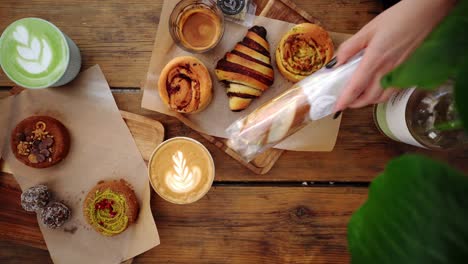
left=276, top=23, right=333, bottom=83
left=215, top=26, right=274, bottom=111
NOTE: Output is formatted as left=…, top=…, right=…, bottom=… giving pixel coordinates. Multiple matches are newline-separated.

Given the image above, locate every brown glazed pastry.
left=158, top=56, right=213, bottom=114
left=11, top=116, right=70, bottom=168
left=215, top=26, right=274, bottom=111
left=276, top=23, right=334, bottom=83
left=83, top=179, right=139, bottom=236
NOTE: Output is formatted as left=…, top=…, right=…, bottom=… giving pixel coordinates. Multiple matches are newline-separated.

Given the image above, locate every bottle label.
left=375, top=88, right=425, bottom=148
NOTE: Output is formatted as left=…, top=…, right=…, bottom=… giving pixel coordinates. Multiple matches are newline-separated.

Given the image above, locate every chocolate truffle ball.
left=21, top=185, right=51, bottom=212
left=40, top=201, right=71, bottom=229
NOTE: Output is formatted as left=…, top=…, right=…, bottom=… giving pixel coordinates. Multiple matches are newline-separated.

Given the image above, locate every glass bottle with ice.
left=374, top=81, right=468, bottom=150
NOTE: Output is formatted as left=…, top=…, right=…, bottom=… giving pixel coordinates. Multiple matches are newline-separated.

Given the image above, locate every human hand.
left=332, top=0, right=456, bottom=111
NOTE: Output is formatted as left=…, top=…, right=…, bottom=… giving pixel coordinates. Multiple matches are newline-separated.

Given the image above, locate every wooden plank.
left=0, top=0, right=380, bottom=88
left=112, top=91, right=468, bottom=182
left=292, top=0, right=382, bottom=33
left=260, top=0, right=322, bottom=24
left=0, top=109, right=165, bottom=173
left=2, top=89, right=466, bottom=182
left=0, top=173, right=367, bottom=263
left=0, top=0, right=163, bottom=88
left=0, top=241, right=52, bottom=264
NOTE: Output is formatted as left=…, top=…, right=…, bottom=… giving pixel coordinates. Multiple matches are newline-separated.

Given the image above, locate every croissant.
left=215, top=26, right=274, bottom=111
left=276, top=23, right=333, bottom=83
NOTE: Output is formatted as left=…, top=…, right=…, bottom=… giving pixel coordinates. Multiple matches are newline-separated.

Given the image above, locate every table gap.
left=213, top=181, right=369, bottom=188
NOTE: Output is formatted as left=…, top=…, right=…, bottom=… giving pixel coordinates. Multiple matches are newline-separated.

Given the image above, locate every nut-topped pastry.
left=83, top=180, right=139, bottom=236
left=276, top=23, right=333, bottom=83
left=11, top=116, right=70, bottom=168
left=215, top=25, right=275, bottom=111
left=158, top=56, right=213, bottom=114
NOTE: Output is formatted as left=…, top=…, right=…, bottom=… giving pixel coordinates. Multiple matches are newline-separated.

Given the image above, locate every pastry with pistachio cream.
left=158, top=56, right=213, bottom=114
left=276, top=23, right=334, bottom=83
left=83, top=180, right=139, bottom=236
left=11, top=116, right=70, bottom=168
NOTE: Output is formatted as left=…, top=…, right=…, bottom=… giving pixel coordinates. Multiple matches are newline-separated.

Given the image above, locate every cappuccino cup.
left=148, top=137, right=215, bottom=204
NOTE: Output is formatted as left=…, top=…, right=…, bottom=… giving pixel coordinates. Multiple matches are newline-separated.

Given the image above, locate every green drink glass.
left=0, top=18, right=81, bottom=89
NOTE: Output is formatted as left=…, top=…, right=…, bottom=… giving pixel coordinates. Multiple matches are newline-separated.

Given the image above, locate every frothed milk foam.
left=0, top=18, right=81, bottom=88
left=149, top=137, right=215, bottom=204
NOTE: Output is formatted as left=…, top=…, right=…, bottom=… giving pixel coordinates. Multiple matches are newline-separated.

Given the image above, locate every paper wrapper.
left=142, top=0, right=351, bottom=151
left=226, top=53, right=364, bottom=161
left=0, top=65, right=160, bottom=264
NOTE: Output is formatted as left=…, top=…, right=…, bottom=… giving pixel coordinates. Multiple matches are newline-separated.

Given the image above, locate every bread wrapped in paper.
left=226, top=53, right=363, bottom=161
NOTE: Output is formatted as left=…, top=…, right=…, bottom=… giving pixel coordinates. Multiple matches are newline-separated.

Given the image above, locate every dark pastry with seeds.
left=40, top=201, right=71, bottom=229
left=21, top=185, right=51, bottom=212
left=83, top=179, right=139, bottom=236
left=11, top=116, right=70, bottom=168
left=215, top=26, right=275, bottom=111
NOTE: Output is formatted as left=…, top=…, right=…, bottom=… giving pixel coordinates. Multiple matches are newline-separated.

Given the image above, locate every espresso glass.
left=169, top=0, right=225, bottom=53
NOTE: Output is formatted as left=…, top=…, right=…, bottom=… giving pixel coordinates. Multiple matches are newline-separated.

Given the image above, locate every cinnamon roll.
left=215, top=26, right=274, bottom=111
left=158, top=56, right=213, bottom=114
left=276, top=23, right=333, bottom=83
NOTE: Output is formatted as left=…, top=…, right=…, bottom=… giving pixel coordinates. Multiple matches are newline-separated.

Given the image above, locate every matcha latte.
left=0, top=18, right=81, bottom=89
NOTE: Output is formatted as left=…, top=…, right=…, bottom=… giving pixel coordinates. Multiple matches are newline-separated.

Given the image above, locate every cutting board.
left=201, top=0, right=342, bottom=174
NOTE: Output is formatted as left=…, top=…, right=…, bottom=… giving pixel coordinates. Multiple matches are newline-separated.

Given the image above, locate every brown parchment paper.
left=0, top=65, right=159, bottom=264
left=142, top=0, right=351, bottom=151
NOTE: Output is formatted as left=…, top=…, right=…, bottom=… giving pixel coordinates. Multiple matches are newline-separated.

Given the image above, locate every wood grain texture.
left=112, top=91, right=468, bottom=182
left=292, top=0, right=382, bottom=33
left=0, top=173, right=367, bottom=263
left=0, top=109, right=164, bottom=173
left=119, top=110, right=165, bottom=161
left=260, top=0, right=322, bottom=24
left=0, top=241, right=52, bottom=264
left=1, top=0, right=466, bottom=263
left=0, top=0, right=163, bottom=88
left=0, top=0, right=380, bottom=88
left=3, top=89, right=465, bottom=182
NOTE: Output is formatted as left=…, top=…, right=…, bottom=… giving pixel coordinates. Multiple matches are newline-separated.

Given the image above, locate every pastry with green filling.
left=83, top=179, right=139, bottom=236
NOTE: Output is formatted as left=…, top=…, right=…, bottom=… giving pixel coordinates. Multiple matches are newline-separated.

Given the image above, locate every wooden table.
left=1, top=1, right=467, bottom=263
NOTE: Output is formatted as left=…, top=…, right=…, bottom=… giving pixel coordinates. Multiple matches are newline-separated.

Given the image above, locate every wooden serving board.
left=1, top=110, right=165, bottom=175
left=202, top=0, right=331, bottom=175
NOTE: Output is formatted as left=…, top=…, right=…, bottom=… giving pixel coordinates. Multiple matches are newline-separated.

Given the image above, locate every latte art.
left=14, top=25, right=53, bottom=74
left=149, top=137, right=215, bottom=204
left=0, top=18, right=81, bottom=89
left=165, top=151, right=201, bottom=193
